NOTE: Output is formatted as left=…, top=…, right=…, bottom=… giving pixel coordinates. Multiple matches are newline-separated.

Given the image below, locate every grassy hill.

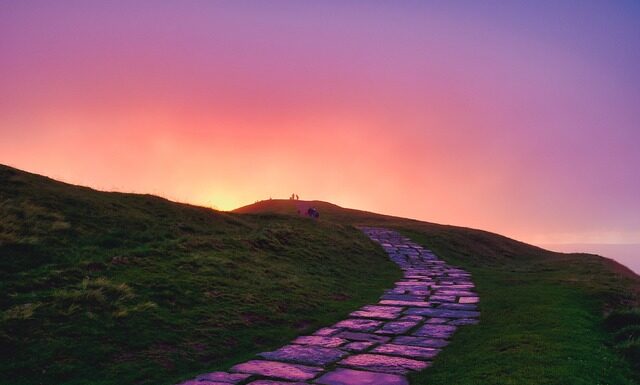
left=237, top=200, right=640, bottom=384
left=2, top=164, right=639, bottom=385
left=0, top=165, right=401, bottom=385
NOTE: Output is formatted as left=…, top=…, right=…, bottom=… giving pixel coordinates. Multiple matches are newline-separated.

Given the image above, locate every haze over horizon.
left=2, top=1, right=639, bottom=246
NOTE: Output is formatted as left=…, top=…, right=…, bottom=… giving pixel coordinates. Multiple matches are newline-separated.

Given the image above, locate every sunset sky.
left=1, top=1, right=639, bottom=245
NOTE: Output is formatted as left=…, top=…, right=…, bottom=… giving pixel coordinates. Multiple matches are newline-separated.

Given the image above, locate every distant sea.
left=539, top=243, right=640, bottom=276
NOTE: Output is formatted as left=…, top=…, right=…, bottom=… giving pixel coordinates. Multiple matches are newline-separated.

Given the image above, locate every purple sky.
left=1, top=1, right=639, bottom=244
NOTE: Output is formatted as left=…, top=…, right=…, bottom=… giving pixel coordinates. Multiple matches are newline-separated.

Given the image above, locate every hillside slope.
left=2, top=165, right=638, bottom=385
left=237, top=199, right=640, bottom=384
left=0, top=165, right=401, bottom=385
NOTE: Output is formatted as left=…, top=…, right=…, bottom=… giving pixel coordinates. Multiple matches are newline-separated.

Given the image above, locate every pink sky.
left=1, top=1, right=639, bottom=244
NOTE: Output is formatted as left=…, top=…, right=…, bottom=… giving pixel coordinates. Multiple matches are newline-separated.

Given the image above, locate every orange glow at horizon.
left=1, top=1, right=639, bottom=246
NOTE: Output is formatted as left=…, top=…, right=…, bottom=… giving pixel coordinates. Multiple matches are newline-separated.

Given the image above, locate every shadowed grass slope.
left=237, top=199, right=640, bottom=384
left=0, top=166, right=401, bottom=385
left=3, top=167, right=639, bottom=385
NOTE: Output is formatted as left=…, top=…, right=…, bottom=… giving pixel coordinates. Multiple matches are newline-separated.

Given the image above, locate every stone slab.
left=375, top=321, right=419, bottom=335
left=342, top=341, right=375, bottom=352
left=339, top=353, right=429, bottom=374
left=392, top=336, right=449, bottom=348
left=395, top=281, right=430, bottom=287
left=350, top=306, right=403, bottom=320
left=333, top=319, right=383, bottom=332
left=259, top=344, right=345, bottom=366
left=429, top=295, right=457, bottom=302
left=439, top=303, right=477, bottom=311
left=372, top=343, right=439, bottom=360
left=178, top=381, right=230, bottom=385
left=380, top=294, right=427, bottom=302
left=230, top=360, right=322, bottom=381
left=379, top=300, right=431, bottom=307
left=459, top=296, right=480, bottom=304
left=425, top=317, right=449, bottom=324
left=247, top=381, right=309, bottom=385
left=195, top=372, right=251, bottom=383
left=336, top=331, right=390, bottom=344
left=292, top=336, right=346, bottom=348
left=314, top=327, right=340, bottom=336
left=406, top=308, right=480, bottom=318
left=413, top=324, right=457, bottom=339
left=448, top=318, right=480, bottom=326
left=437, top=290, right=476, bottom=297
left=315, top=367, right=409, bottom=385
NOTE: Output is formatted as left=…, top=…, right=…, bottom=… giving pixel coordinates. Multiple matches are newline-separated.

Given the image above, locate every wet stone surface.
left=459, top=296, right=480, bottom=304
left=258, top=344, right=345, bottom=366
left=342, top=341, right=376, bottom=352
left=176, top=227, right=479, bottom=385
left=379, top=299, right=432, bottom=307
left=314, top=327, right=340, bottom=336
left=292, top=335, right=346, bottom=348
left=437, top=289, right=476, bottom=296
left=334, top=318, right=383, bottom=332
left=439, top=303, right=478, bottom=311
left=449, top=318, right=481, bottom=326
left=429, top=295, right=457, bottom=302
left=381, top=294, right=428, bottom=302
left=230, top=360, right=322, bottom=381
left=413, top=324, right=457, bottom=339
left=246, top=381, right=310, bottom=385
left=315, top=368, right=409, bottom=385
left=195, top=372, right=251, bottom=383
left=406, top=308, right=481, bottom=318
left=372, top=343, right=440, bottom=360
left=336, top=331, right=390, bottom=344
left=393, top=335, right=450, bottom=348
left=350, top=305, right=403, bottom=320
left=425, top=317, right=449, bottom=324
left=399, top=315, right=424, bottom=322
left=375, top=321, right=419, bottom=335
left=339, top=353, right=429, bottom=374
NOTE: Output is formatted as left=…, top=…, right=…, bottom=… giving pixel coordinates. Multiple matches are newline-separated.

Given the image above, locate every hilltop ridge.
left=0, top=163, right=400, bottom=385
left=237, top=198, right=640, bottom=280
left=1, top=163, right=639, bottom=385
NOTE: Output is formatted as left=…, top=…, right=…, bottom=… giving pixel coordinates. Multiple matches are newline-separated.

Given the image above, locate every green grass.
left=3, top=166, right=640, bottom=385
left=606, top=309, right=640, bottom=375
left=237, top=199, right=640, bottom=383
left=403, top=229, right=638, bottom=385
left=0, top=165, right=401, bottom=385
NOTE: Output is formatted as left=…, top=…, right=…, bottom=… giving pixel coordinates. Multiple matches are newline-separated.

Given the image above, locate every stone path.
left=177, top=227, right=479, bottom=385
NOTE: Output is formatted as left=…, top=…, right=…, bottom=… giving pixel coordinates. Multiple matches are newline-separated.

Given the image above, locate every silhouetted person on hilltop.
left=295, top=194, right=299, bottom=200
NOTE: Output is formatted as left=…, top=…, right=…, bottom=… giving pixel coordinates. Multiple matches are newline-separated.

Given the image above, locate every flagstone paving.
left=177, top=227, right=480, bottom=385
